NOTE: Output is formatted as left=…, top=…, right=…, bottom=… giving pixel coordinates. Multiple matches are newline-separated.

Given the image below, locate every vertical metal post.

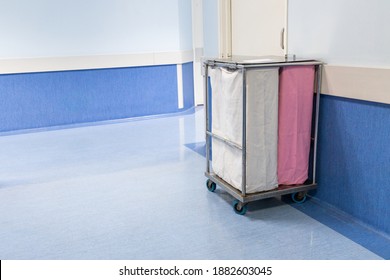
left=312, top=64, right=322, bottom=184
left=204, top=63, right=211, bottom=174
left=241, top=68, right=247, bottom=196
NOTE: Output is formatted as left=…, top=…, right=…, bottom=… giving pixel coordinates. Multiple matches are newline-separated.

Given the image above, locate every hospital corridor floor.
left=0, top=107, right=388, bottom=260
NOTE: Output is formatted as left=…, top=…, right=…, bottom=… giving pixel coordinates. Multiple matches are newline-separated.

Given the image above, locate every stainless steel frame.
left=204, top=57, right=323, bottom=208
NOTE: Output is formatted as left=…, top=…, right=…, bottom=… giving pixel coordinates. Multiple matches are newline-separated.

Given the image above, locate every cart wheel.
left=206, top=179, right=216, bottom=192
left=291, top=192, right=307, bottom=204
left=233, top=200, right=247, bottom=215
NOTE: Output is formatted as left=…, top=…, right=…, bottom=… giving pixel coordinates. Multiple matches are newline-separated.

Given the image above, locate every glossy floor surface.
left=0, top=108, right=388, bottom=260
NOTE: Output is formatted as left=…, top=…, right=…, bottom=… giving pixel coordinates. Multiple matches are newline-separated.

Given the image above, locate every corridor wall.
left=288, top=0, right=390, bottom=235
left=0, top=0, right=194, bottom=133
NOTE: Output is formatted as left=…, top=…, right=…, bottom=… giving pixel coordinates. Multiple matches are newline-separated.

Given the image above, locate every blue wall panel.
left=182, top=62, right=194, bottom=110
left=0, top=65, right=179, bottom=132
left=317, top=95, right=390, bottom=235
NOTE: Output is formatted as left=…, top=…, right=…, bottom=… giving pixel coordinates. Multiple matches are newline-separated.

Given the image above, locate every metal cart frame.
left=203, top=57, right=323, bottom=215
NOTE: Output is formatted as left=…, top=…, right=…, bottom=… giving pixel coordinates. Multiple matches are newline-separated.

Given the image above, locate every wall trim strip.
left=177, top=64, right=184, bottom=109
left=322, top=65, right=390, bottom=105
left=0, top=50, right=194, bottom=74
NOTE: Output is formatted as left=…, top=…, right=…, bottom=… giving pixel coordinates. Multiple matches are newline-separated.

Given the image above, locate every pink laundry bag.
left=278, top=66, right=315, bottom=185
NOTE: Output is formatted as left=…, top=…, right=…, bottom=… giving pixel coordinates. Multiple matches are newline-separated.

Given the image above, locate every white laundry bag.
left=209, top=67, right=279, bottom=193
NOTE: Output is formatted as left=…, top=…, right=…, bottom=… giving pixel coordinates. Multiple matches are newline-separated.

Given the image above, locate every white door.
left=231, top=0, right=287, bottom=56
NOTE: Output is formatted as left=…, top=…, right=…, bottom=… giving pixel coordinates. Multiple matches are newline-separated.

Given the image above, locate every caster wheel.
left=206, top=179, right=216, bottom=192
left=233, top=200, right=247, bottom=215
left=291, top=192, right=307, bottom=204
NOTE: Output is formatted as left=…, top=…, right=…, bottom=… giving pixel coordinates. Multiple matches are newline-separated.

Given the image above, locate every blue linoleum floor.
left=0, top=107, right=388, bottom=260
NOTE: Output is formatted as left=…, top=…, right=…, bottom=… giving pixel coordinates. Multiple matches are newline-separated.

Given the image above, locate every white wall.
left=192, top=0, right=205, bottom=105
left=288, top=0, right=390, bottom=67
left=202, top=0, right=219, bottom=58
left=179, top=0, right=193, bottom=51
left=0, top=0, right=192, bottom=59
left=289, top=0, right=390, bottom=104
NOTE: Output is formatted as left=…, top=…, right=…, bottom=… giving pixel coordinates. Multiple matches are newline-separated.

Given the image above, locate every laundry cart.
left=204, top=56, right=323, bottom=215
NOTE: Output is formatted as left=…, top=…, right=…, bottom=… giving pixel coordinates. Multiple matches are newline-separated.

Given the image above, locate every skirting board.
left=322, top=65, right=390, bottom=105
